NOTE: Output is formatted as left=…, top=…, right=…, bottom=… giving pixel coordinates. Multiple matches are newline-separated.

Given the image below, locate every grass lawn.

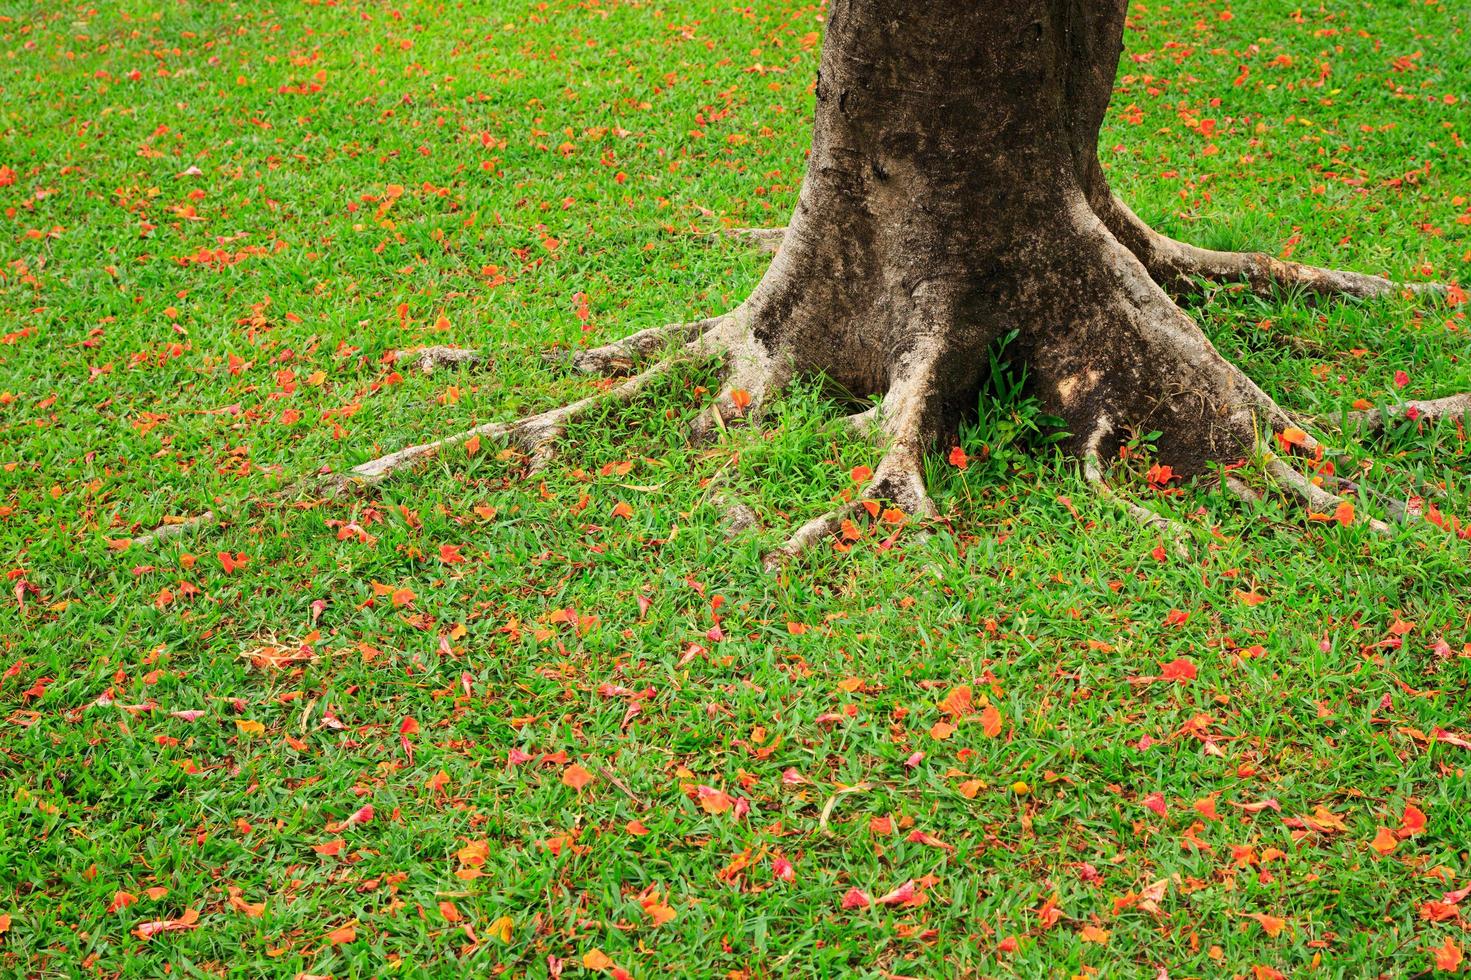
left=2, top=0, right=1470, bottom=975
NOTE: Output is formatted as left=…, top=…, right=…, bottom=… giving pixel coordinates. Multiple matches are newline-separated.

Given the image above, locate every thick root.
left=842, top=404, right=882, bottom=438
left=1342, top=393, right=1471, bottom=434
left=1227, top=460, right=1412, bottom=528
left=712, top=227, right=785, bottom=253
left=690, top=319, right=788, bottom=441
left=762, top=500, right=864, bottom=572
left=1222, top=474, right=1261, bottom=503
left=1265, top=458, right=1391, bottom=534
left=563, top=316, right=724, bottom=376
left=1098, top=194, right=1447, bottom=303
left=1020, top=209, right=1304, bottom=474
left=353, top=320, right=732, bottom=486
left=1158, top=241, right=1442, bottom=302
left=396, top=345, right=485, bottom=374
left=126, top=189, right=1452, bottom=567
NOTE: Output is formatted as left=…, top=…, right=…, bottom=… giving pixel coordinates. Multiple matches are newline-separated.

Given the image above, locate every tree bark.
left=726, top=0, right=1291, bottom=488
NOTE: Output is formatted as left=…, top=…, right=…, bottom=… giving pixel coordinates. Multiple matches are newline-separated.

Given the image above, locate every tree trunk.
left=722, top=0, right=1287, bottom=497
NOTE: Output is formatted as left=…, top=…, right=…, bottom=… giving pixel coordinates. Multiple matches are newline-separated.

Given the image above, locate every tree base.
left=131, top=200, right=1461, bottom=564
left=143, top=229, right=1429, bottom=565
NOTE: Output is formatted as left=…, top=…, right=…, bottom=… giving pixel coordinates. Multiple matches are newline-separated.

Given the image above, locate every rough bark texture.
left=137, top=0, right=1460, bottom=561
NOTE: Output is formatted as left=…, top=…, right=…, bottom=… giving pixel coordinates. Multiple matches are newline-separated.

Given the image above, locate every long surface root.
left=1341, top=393, right=1471, bottom=434
left=1083, top=452, right=1192, bottom=558
left=1265, top=458, right=1391, bottom=534
left=563, top=316, right=723, bottom=375
left=1101, top=194, right=1450, bottom=303
left=1170, top=245, right=1446, bottom=302
left=130, top=343, right=704, bottom=549
left=349, top=356, right=683, bottom=487
left=396, top=345, right=486, bottom=374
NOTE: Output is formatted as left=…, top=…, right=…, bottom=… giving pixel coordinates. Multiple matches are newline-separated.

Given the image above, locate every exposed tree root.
left=1096, top=194, right=1448, bottom=303
left=563, top=315, right=725, bottom=376
left=692, top=205, right=1452, bottom=567
left=1316, top=471, right=1417, bottom=525
left=1264, top=457, right=1391, bottom=534
left=843, top=404, right=882, bottom=438
left=1220, top=457, right=1412, bottom=530
left=345, top=354, right=690, bottom=488
left=761, top=448, right=936, bottom=573
left=130, top=510, right=217, bottom=547
left=720, top=500, right=761, bottom=538
left=395, top=345, right=485, bottom=374
left=688, top=313, right=789, bottom=441
left=710, top=205, right=1444, bottom=555
left=762, top=499, right=865, bottom=573
left=1222, top=474, right=1261, bottom=503
left=1080, top=418, right=1191, bottom=558
left=131, top=221, right=1441, bottom=565
left=1341, top=393, right=1471, bottom=434
left=1165, top=244, right=1440, bottom=302
left=711, top=227, right=785, bottom=253
left=761, top=351, right=941, bottom=570
left=129, top=333, right=719, bottom=548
